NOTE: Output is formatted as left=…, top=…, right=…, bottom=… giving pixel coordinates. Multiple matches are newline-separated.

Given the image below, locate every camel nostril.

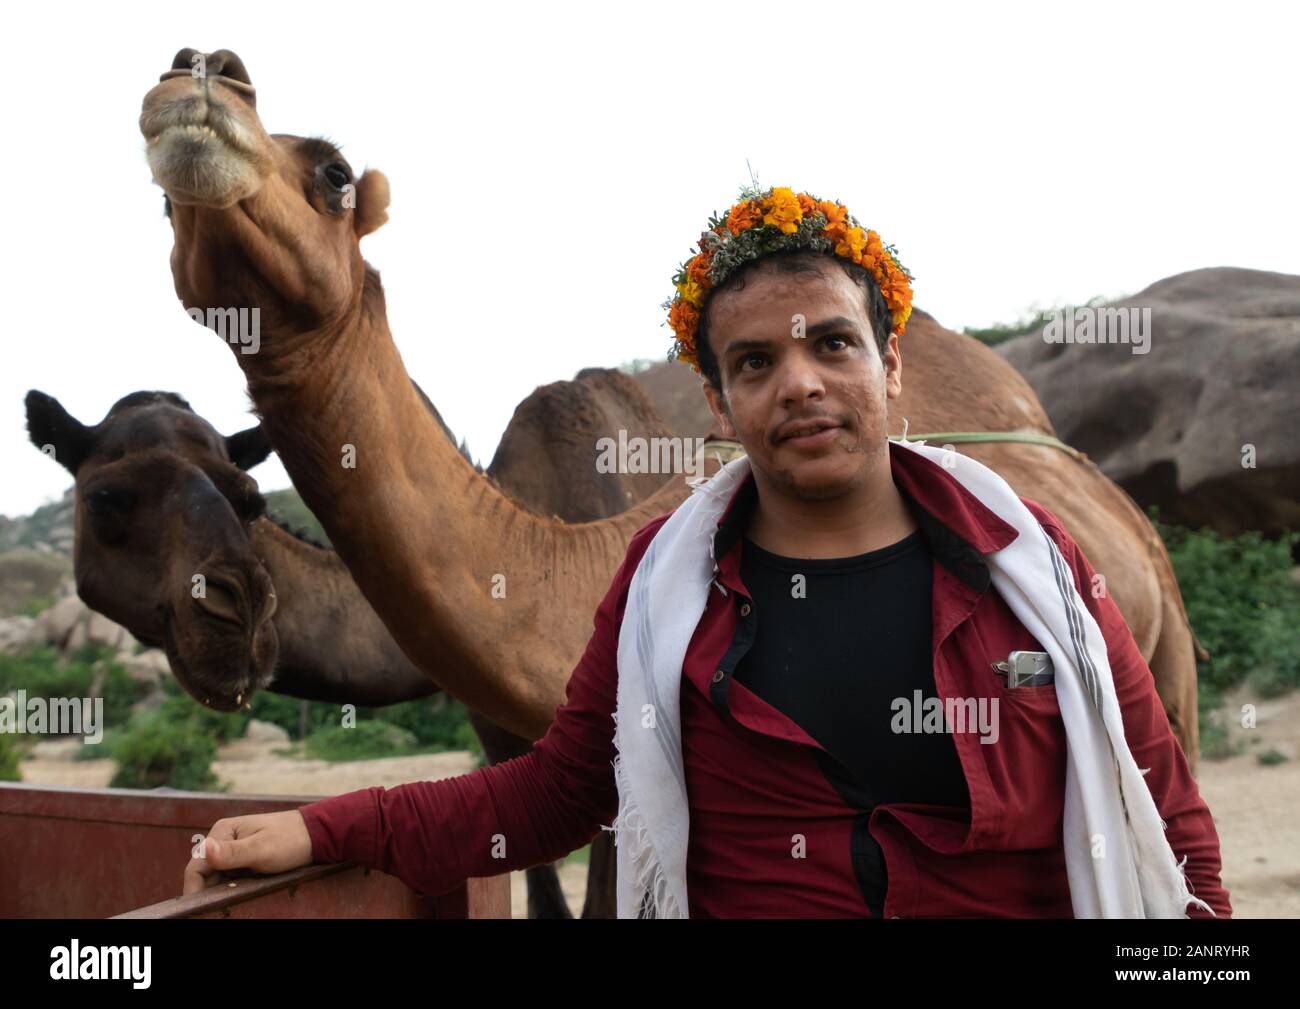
left=169, top=48, right=200, bottom=72
left=194, top=576, right=244, bottom=625
left=207, top=49, right=253, bottom=86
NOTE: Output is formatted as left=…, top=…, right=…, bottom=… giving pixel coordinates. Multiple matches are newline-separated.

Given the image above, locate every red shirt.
left=298, top=441, right=1231, bottom=918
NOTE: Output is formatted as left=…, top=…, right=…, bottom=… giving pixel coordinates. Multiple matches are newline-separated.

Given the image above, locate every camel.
left=25, top=372, right=682, bottom=916
left=137, top=48, right=1199, bottom=772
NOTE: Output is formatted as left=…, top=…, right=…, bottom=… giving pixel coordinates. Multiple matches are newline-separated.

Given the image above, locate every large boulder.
left=0, top=548, right=72, bottom=617
left=33, top=594, right=139, bottom=657
left=998, top=268, right=1300, bottom=537
left=632, top=361, right=717, bottom=439
left=0, top=616, right=40, bottom=656
left=36, top=595, right=86, bottom=649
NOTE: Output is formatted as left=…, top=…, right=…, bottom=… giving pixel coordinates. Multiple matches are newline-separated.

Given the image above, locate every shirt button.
left=712, top=669, right=725, bottom=684
left=739, top=602, right=751, bottom=617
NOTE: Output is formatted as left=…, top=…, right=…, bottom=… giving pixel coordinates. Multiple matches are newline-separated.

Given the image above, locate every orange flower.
left=687, top=252, right=713, bottom=288
left=818, top=200, right=847, bottom=226
left=726, top=200, right=762, bottom=235
left=670, top=188, right=914, bottom=361
left=669, top=299, right=700, bottom=341
left=760, top=186, right=803, bottom=234
left=834, top=224, right=867, bottom=262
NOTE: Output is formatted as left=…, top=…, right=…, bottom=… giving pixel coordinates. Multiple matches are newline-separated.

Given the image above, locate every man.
left=182, top=186, right=1230, bottom=918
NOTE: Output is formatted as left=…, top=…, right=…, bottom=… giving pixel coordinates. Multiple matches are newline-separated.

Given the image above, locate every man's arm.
left=1026, top=500, right=1232, bottom=918
left=297, top=516, right=669, bottom=898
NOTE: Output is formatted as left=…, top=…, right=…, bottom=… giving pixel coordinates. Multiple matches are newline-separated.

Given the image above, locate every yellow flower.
left=760, top=186, right=803, bottom=235
left=676, top=278, right=705, bottom=308
left=835, top=225, right=867, bottom=262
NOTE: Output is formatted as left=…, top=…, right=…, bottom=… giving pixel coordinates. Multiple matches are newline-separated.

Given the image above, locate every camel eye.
left=84, top=487, right=137, bottom=543
left=323, top=163, right=350, bottom=190
left=86, top=487, right=136, bottom=517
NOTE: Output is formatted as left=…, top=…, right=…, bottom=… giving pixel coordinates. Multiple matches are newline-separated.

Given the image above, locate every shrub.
left=0, top=731, right=21, bottom=781
left=1154, top=519, right=1300, bottom=696
left=109, top=715, right=221, bottom=791
left=1256, top=748, right=1289, bottom=767
left=303, top=720, right=419, bottom=762
left=0, top=643, right=143, bottom=733
left=158, top=676, right=251, bottom=742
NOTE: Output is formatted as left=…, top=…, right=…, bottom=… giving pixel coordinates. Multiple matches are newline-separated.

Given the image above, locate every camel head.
left=25, top=390, right=280, bottom=712
left=139, top=48, right=390, bottom=348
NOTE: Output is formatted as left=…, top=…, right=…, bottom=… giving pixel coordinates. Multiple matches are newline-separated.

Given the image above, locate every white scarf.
left=604, top=438, right=1213, bottom=919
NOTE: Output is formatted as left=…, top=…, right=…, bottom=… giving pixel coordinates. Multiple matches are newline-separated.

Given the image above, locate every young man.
left=181, top=187, right=1230, bottom=918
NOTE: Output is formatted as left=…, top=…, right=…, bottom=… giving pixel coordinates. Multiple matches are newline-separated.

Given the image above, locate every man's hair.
left=695, top=249, right=894, bottom=391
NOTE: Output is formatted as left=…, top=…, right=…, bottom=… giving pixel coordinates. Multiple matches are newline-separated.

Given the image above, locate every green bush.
left=303, top=720, right=419, bottom=762
left=109, top=715, right=222, bottom=791
left=158, top=676, right=251, bottom=742
left=0, top=643, right=143, bottom=733
left=1154, top=519, right=1300, bottom=695
left=0, top=731, right=21, bottom=781
left=368, top=694, right=482, bottom=755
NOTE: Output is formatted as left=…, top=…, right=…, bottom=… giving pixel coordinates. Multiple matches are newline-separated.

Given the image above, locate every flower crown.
left=664, top=185, right=914, bottom=373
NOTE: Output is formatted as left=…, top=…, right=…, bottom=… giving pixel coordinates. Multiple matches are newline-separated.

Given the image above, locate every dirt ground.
left=18, top=686, right=1299, bottom=918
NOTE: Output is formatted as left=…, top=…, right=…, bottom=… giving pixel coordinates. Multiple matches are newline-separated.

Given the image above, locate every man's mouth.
left=777, top=418, right=844, bottom=446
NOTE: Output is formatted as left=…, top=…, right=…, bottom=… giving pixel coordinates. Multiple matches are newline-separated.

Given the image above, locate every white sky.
left=2, top=0, right=1296, bottom=516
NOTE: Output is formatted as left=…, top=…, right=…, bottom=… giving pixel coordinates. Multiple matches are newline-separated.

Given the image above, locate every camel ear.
left=26, top=390, right=93, bottom=474
left=353, top=168, right=390, bottom=238
left=224, top=425, right=274, bottom=471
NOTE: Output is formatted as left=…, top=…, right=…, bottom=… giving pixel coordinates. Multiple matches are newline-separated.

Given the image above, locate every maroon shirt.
left=298, top=441, right=1231, bottom=918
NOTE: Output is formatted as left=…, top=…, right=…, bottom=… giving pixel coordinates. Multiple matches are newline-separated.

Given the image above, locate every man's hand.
left=183, top=811, right=315, bottom=895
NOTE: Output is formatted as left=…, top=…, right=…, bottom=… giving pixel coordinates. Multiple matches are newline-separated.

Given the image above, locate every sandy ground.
left=1193, top=684, right=1300, bottom=918
left=18, top=687, right=1300, bottom=918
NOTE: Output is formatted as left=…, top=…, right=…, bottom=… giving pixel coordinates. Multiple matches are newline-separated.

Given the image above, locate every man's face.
left=701, top=262, right=903, bottom=500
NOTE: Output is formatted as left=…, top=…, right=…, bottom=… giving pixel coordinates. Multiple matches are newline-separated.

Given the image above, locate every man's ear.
left=25, top=390, right=93, bottom=474
left=883, top=332, right=903, bottom=400
left=352, top=169, right=390, bottom=238
left=224, top=424, right=274, bottom=471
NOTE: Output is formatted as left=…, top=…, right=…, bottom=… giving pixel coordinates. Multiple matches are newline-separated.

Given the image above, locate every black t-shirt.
left=733, top=529, right=970, bottom=811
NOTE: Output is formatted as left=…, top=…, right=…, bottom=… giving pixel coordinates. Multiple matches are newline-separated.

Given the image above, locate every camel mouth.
left=142, top=90, right=268, bottom=207
left=161, top=607, right=254, bottom=714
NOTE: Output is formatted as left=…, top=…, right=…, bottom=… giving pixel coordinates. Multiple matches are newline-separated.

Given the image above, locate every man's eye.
left=824, top=335, right=849, bottom=351
left=740, top=353, right=768, bottom=372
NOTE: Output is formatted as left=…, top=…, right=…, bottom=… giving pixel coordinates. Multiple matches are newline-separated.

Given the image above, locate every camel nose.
left=193, top=567, right=276, bottom=629
left=167, top=48, right=253, bottom=86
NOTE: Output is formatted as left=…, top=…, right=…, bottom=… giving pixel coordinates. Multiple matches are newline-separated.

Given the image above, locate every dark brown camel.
left=25, top=371, right=684, bottom=916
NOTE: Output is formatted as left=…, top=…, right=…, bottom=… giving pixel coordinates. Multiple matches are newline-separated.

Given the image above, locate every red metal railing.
left=0, top=783, right=510, bottom=919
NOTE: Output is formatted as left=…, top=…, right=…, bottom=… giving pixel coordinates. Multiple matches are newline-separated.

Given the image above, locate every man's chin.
left=765, top=454, right=870, bottom=498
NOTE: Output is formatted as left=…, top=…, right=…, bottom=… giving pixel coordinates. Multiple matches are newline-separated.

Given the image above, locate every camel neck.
left=235, top=278, right=699, bottom=738
left=247, top=518, right=435, bottom=706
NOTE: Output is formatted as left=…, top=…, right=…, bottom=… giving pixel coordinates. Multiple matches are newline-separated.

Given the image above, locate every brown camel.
left=138, top=48, right=1198, bottom=771
left=633, top=311, right=1201, bottom=765
left=25, top=374, right=683, bottom=916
